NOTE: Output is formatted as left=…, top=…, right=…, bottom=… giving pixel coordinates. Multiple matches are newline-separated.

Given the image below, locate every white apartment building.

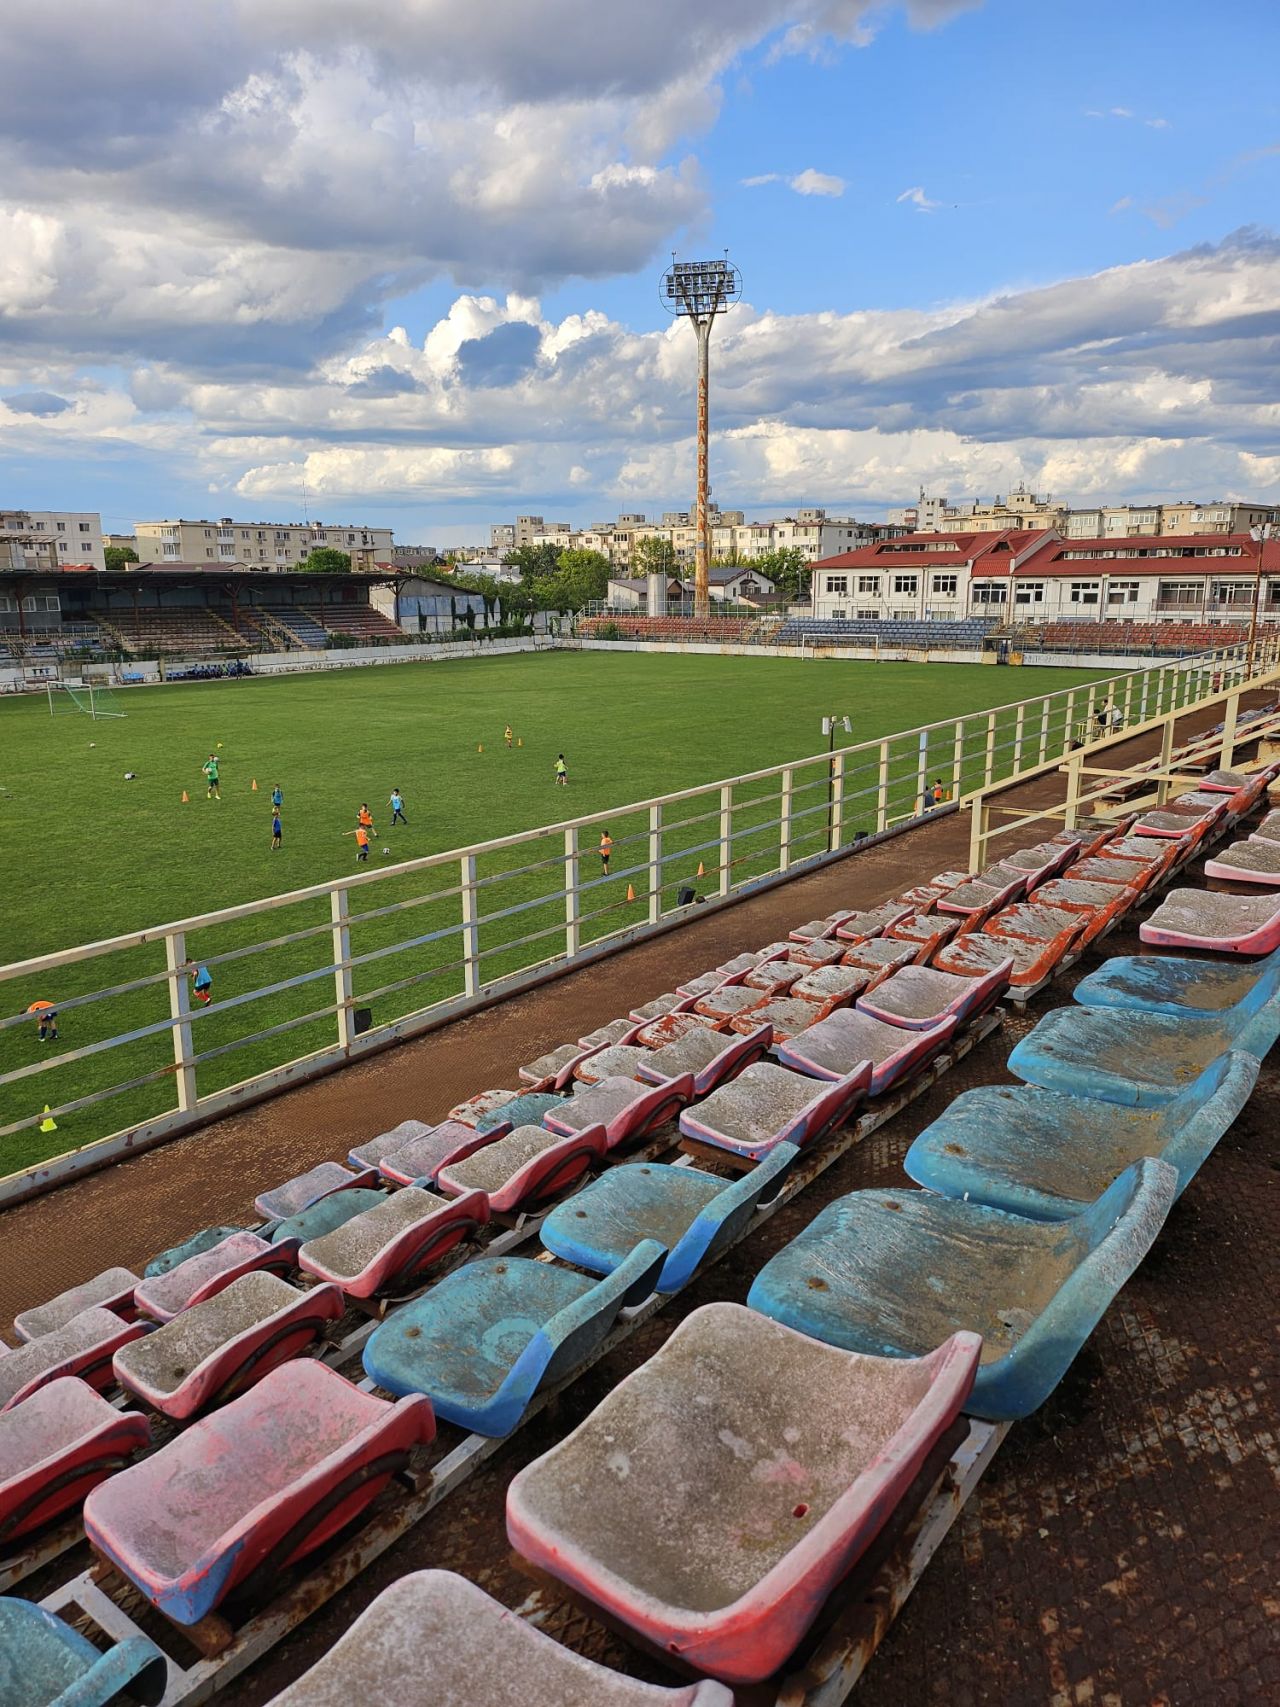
left=902, top=492, right=1280, bottom=541
left=134, top=518, right=394, bottom=570
left=0, top=509, right=105, bottom=570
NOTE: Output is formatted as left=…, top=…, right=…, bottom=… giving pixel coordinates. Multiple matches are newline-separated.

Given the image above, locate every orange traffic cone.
left=625, top=883, right=636, bottom=902
left=181, top=790, right=189, bottom=803
left=251, top=778, right=258, bottom=791
left=696, top=861, right=705, bottom=877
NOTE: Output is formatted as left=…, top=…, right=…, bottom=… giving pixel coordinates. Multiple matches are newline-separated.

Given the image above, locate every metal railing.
left=1, top=637, right=1274, bottom=1203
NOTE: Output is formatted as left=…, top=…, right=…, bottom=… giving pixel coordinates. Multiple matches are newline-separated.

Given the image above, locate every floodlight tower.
left=661, top=255, right=742, bottom=618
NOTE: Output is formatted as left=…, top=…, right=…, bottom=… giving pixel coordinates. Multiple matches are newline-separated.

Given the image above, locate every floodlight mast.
left=661, top=257, right=742, bottom=618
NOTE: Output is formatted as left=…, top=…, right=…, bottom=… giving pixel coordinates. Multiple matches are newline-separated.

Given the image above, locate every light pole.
left=823, top=714, right=851, bottom=846
left=1248, top=523, right=1276, bottom=677
left=660, top=256, right=742, bottom=619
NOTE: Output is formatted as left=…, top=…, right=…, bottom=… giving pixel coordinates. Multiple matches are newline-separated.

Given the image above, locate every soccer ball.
left=88, top=742, right=96, bottom=748
left=382, top=846, right=391, bottom=855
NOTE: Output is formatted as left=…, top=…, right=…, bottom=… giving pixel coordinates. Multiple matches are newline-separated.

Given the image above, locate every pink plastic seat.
left=1066, top=854, right=1155, bottom=890
left=84, top=1362, right=434, bottom=1626
left=777, top=1010, right=957, bottom=1095
left=633, top=1011, right=721, bottom=1048
left=785, top=937, right=847, bottom=969
left=112, top=1274, right=345, bottom=1422
left=506, top=1304, right=979, bottom=1686
left=543, top=1074, right=695, bottom=1151
left=435, top=1124, right=608, bottom=1214
left=728, top=996, right=827, bottom=1040
left=678, top=1062, right=870, bottom=1162
left=856, top=960, right=1011, bottom=1030
left=840, top=937, right=920, bottom=986
left=886, top=912, right=961, bottom=954
left=935, top=874, right=1023, bottom=923
left=1141, top=888, right=1280, bottom=955
left=133, top=1233, right=296, bottom=1325
left=14, top=1268, right=139, bottom=1343
left=0, top=1377, right=150, bottom=1543
left=789, top=964, right=873, bottom=1006
left=1204, top=838, right=1280, bottom=885
left=0, top=1308, right=148, bottom=1411
left=447, top=1089, right=521, bottom=1128
left=298, top=1186, right=489, bottom=1299
left=349, top=1120, right=437, bottom=1170
left=636, top=1023, right=772, bottom=1097
left=577, top=1019, right=643, bottom=1050
left=628, top=991, right=693, bottom=1024
left=255, top=1162, right=378, bottom=1222
left=378, top=1120, right=494, bottom=1187
left=741, top=961, right=800, bottom=997
left=788, top=911, right=855, bottom=943
left=693, top=984, right=771, bottom=1024
left=833, top=903, right=913, bottom=944
left=935, top=923, right=1078, bottom=990
left=573, top=1045, right=651, bottom=1085
left=984, top=903, right=1086, bottom=945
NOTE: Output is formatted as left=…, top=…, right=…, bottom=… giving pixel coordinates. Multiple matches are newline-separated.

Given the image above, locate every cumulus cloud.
left=744, top=168, right=845, bottom=195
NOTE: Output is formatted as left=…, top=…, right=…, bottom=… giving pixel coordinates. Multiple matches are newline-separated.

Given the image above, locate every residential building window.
left=21, top=596, right=36, bottom=611
left=856, top=608, right=878, bottom=619
left=56, top=522, right=66, bottom=531
left=1069, top=582, right=1100, bottom=605
left=57, top=540, right=68, bottom=551
left=204, top=528, right=213, bottom=537
left=971, top=582, right=1007, bottom=605
left=78, top=522, right=91, bottom=532
left=1107, top=581, right=1139, bottom=605
left=219, top=544, right=236, bottom=558
left=824, top=575, right=849, bottom=595
left=1158, top=581, right=1201, bottom=606
left=857, top=575, right=880, bottom=594
left=205, top=547, right=216, bottom=558
left=163, top=543, right=180, bottom=556
left=892, top=574, right=918, bottom=595
left=931, top=574, right=958, bottom=595
left=1014, top=583, right=1044, bottom=604
left=830, top=608, right=847, bottom=619
left=1211, top=582, right=1254, bottom=605
left=44, top=595, right=60, bottom=610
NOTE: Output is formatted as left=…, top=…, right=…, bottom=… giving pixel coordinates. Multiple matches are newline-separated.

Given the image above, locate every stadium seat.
left=855, top=960, right=1011, bottom=1029
left=0, top=1598, right=166, bottom=1706
left=377, top=1120, right=497, bottom=1187
left=832, top=903, right=914, bottom=944
left=142, top=1226, right=248, bottom=1279
left=1140, top=887, right=1280, bottom=954
left=840, top=936, right=920, bottom=985
left=1008, top=1007, right=1265, bottom=1107
left=362, top=1242, right=665, bottom=1437
left=740, top=960, right=800, bottom=997
left=540, top=1144, right=796, bottom=1294
left=572, top=1045, right=651, bottom=1084
left=776, top=1010, right=957, bottom=1095
left=267, top=1188, right=387, bottom=1248
left=788, top=963, right=875, bottom=1005
left=784, top=935, right=847, bottom=969
left=633, top=1010, right=721, bottom=1048
left=259, top=1568, right=733, bottom=1705
left=933, top=921, right=1077, bottom=989
left=434, top=1124, right=608, bottom=1214
left=542, top=1074, right=695, bottom=1150
left=789, top=911, right=856, bottom=943
left=0, top=1308, right=148, bottom=1411
left=447, top=1089, right=522, bottom=1128
left=730, top=995, right=831, bottom=1039
left=635, top=1021, right=772, bottom=1096
left=254, top=1162, right=379, bottom=1222
left=1204, top=837, right=1280, bottom=884
left=628, top=991, right=695, bottom=1023
left=475, top=1091, right=567, bottom=1132
left=0, top=1378, right=150, bottom=1544
left=1250, top=808, right=1280, bottom=843
left=84, top=1362, right=434, bottom=1626
left=747, top=1160, right=1176, bottom=1421
left=904, top=1052, right=1260, bottom=1217
left=112, top=1274, right=345, bottom=1421
left=505, top=1303, right=980, bottom=1685
left=678, top=1061, right=870, bottom=1161
left=13, top=1269, right=139, bottom=1343
left=935, top=873, right=1024, bottom=924
left=693, top=983, right=772, bottom=1025
left=348, top=1119, right=437, bottom=1169
left=996, top=841, right=1076, bottom=886
left=298, top=1187, right=488, bottom=1300
left=1073, top=949, right=1280, bottom=1052
left=133, top=1232, right=297, bottom=1324
left=886, top=911, right=961, bottom=955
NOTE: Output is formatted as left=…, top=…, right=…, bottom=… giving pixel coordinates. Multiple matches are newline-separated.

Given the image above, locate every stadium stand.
left=90, top=608, right=246, bottom=656
left=309, top=604, right=407, bottom=643
left=773, top=616, right=998, bottom=649
left=1030, top=619, right=1249, bottom=655
left=262, top=607, right=330, bottom=648
left=579, top=614, right=753, bottom=643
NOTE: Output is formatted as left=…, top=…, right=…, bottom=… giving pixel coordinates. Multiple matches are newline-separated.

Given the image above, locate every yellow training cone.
left=39, top=1106, right=57, bottom=1133
left=181, top=790, right=189, bottom=803
left=696, top=861, right=705, bottom=877
left=517, top=737, right=523, bottom=747
left=625, top=883, right=636, bottom=902
left=251, top=778, right=258, bottom=791
left=478, top=743, right=484, bottom=753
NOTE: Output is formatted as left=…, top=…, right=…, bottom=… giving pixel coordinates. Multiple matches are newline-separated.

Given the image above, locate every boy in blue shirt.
left=271, top=784, right=283, bottom=810
left=271, top=810, right=282, bottom=850
left=388, top=788, right=408, bottom=826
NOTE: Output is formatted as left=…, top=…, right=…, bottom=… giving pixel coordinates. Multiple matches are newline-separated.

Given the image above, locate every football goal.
left=47, top=681, right=126, bottom=720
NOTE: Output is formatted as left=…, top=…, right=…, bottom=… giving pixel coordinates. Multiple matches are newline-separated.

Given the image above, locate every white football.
left=382, top=846, right=391, bottom=855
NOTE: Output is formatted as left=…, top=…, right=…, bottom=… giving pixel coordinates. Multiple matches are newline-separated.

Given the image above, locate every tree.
left=755, top=546, right=810, bottom=601
left=299, top=546, right=352, bottom=574
left=633, top=535, right=678, bottom=579
left=103, top=544, right=139, bottom=571
left=545, top=548, right=610, bottom=611
left=502, top=542, right=563, bottom=582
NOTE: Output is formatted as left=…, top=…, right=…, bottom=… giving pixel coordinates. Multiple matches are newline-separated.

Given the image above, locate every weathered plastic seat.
left=578, top=1018, right=643, bottom=1050
left=0, top=1598, right=166, bottom=1707
left=363, top=1241, right=665, bottom=1437
left=747, top=1160, right=1176, bottom=1422
left=254, top=1162, right=378, bottom=1222
left=983, top=901, right=1083, bottom=944
left=998, top=841, right=1075, bottom=884
left=1073, top=950, right=1280, bottom=1054
left=885, top=911, right=960, bottom=954
left=0, top=1309, right=149, bottom=1412
left=1029, top=876, right=1139, bottom=923
left=741, top=960, right=800, bottom=997
left=0, top=1379, right=149, bottom=1545
left=729, top=996, right=826, bottom=1040
left=435, top=1123, right=608, bottom=1214
left=934, top=923, right=1077, bottom=990
left=298, top=1186, right=488, bottom=1299
left=1200, top=767, right=1260, bottom=794
left=268, top=1188, right=387, bottom=1248
left=543, top=1074, right=694, bottom=1150
left=633, top=1010, right=720, bottom=1048
left=143, top=1226, right=247, bottom=1279
left=540, top=1144, right=796, bottom=1293
left=1096, top=835, right=1176, bottom=873
left=1140, top=887, right=1280, bottom=955
left=113, top=1274, right=345, bottom=1422
left=84, top=1361, right=434, bottom=1626
left=261, top=1569, right=733, bottom=1706
left=1204, top=837, right=1280, bottom=884
left=789, top=911, right=855, bottom=942
left=832, top=902, right=913, bottom=943
left=679, top=1061, right=870, bottom=1161
left=629, top=991, right=694, bottom=1024
left=935, top=874, right=1023, bottom=922
left=904, top=1052, right=1259, bottom=1218
left=1132, top=806, right=1216, bottom=840
left=1008, top=1007, right=1255, bottom=1107
left=784, top=936, right=847, bottom=969
left=506, top=1303, right=980, bottom=1685
left=476, top=1090, right=566, bottom=1132
left=519, top=1041, right=604, bottom=1092
left=674, top=969, right=727, bottom=999
left=378, top=1120, right=491, bottom=1187
left=636, top=1023, right=771, bottom=1096
left=789, top=963, right=874, bottom=1005
left=349, top=1120, right=436, bottom=1170
left=573, top=1045, right=650, bottom=1084
left=777, top=1009, right=957, bottom=1094
left=447, top=1088, right=521, bottom=1128
left=839, top=937, right=919, bottom=984
left=1250, top=808, right=1280, bottom=843
left=693, top=983, right=771, bottom=1024
left=133, top=1232, right=297, bottom=1325
left=14, top=1269, right=139, bottom=1343
left=856, top=960, right=1010, bottom=1029
left=1065, top=853, right=1156, bottom=889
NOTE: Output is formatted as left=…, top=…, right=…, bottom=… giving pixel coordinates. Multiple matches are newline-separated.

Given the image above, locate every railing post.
left=952, top=722, right=965, bottom=800
left=1063, top=751, right=1084, bottom=830
left=648, top=804, right=662, bottom=923
left=1156, top=717, right=1175, bottom=805
left=1220, top=691, right=1240, bottom=770
left=829, top=752, right=845, bottom=851
left=164, top=930, right=198, bottom=1111
left=1124, top=673, right=1134, bottom=725
left=915, top=730, right=929, bottom=815
left=1038, top=698, right=1050, bottom=763
left=719, top=785, right=733, bottom=896
left=460, top=853, right=481, bottom=996
left=1064, top=690, right=1076, bottom=753
left=563, top=830, right=580, bottom=955
left=1139, top=671, right=1150, bottom=723
left=780, top=767, right=794, bottom=870
left=1013, top=703, right=1025, bottom=771
left=876, top=740, right=890, bottom=831
left=1085, top=684, right=1097, bottom=737
left=968, top=793, right=986, bottom=871
left=984, top=711, right=997, bottom=785
left=330, top=888, right=355, bottom=1049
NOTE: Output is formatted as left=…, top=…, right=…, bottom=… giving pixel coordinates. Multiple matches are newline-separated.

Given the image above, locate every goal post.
left=46, top=681, right=126, bottom=720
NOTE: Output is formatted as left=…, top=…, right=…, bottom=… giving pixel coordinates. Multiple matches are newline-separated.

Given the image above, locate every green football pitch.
left=0, top=650, right=1107, bottom=1169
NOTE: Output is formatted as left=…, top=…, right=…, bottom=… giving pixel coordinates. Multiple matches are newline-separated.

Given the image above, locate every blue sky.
left=1, top=0, right=1278, bottom=543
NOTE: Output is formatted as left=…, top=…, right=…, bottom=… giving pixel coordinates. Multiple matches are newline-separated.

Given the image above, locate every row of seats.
left=311, top=605, right=408, bottom=642
left=579, top=616, right=754, bottom=643
left=1031, top=619, right=1250, bottom=655
left=3, top=753, right=1274, bottom=1700
left=774, top=617, right=997, bottom=649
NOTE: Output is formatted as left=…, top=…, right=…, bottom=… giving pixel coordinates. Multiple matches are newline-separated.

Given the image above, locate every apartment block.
left=0, top=509, right=105, bottom=570
left=134, top=518, right=394, bottom=570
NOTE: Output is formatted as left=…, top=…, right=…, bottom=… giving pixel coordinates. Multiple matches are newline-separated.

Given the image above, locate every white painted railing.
left=0, top=638, right=1272, bottom=1202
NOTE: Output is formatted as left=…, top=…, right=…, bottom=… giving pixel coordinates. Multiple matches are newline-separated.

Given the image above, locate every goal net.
left=46, top=681, right=126, bottom=720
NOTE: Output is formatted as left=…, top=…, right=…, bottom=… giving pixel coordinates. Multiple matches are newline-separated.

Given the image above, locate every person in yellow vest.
left=599, top=830, right=612, bottom=876
left=505, top=723, right=514, bottom=749
left=555, top=753, right=568, bottom=786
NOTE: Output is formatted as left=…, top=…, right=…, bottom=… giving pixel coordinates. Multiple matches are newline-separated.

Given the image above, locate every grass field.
left=0, top=650, right=1110, bottom=1170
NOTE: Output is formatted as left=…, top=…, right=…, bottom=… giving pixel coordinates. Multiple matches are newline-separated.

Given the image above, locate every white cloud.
left=744, top=168, right=845, bottom=195
left=897, top=186, right=941, bottom=212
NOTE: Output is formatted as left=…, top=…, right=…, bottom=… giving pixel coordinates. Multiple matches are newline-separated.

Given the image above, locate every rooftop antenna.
left=660, top=250, right=742, bottom=618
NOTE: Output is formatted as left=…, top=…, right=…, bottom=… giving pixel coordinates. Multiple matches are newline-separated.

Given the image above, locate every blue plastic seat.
left=1073, top=948, right=1280, bottom=1055
left=539, top=1143, right=797, bottom=1293
left=362, top=1240, right=664, bottom=1436
left=747, top=1159, right=1177, bottom=1420
left=1007, top=1006, right=1262, bottom=1107
left=903, top=1052, right=1259, bottom=1218
left=0, top=1598, right=166, bottom=1706
left=267, top=1187, right=387, bottom=1248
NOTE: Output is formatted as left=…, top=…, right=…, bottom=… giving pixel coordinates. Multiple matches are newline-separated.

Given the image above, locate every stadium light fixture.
left=661, top=255, right=743, bottom=619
